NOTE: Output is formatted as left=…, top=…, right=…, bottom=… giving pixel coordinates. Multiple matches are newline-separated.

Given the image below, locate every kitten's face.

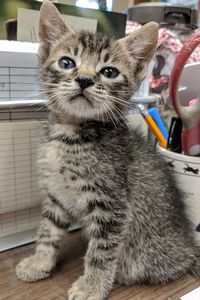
left=40, top=32, right=135, bottom=120
left=39, top=1, right=158, bottom=122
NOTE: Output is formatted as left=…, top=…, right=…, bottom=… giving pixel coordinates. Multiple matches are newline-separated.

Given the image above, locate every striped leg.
left=68, top=197, right=124, bottom=300
left=16, top=194, right=70, bottom=282
left=68, top=239, right=121, bottom=300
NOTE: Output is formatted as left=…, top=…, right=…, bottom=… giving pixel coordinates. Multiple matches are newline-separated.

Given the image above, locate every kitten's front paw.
left=16, top=254, right=54, bottom=282
left=68, top=276, right=102, bottom=300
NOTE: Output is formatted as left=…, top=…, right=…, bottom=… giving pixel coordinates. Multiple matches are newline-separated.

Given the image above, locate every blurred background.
left=1, top=0, right=199, bottom=39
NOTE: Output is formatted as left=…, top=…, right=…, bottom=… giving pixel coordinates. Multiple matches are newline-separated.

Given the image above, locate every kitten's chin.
left=59, top=96, right=102, bottom=120
left=69, top=94, right=93, bottom=106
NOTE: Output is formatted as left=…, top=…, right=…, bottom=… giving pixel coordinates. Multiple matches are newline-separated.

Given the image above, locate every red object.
left=169, top=32, right=200, bottom=156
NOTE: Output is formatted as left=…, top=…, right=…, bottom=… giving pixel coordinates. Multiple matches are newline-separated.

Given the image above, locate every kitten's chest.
left=41, top=140, right=97, bottom=216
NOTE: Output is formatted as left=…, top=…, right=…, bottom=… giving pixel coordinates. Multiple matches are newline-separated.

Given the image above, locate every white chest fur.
left=39, top=138, right=95, bottom=219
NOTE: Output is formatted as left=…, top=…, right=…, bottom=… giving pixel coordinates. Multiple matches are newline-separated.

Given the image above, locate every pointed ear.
left=118, top=22, right=158, bottom=80
left=38, top=0, right=74, bottom=61
left=119, top=22, right=159, bottom=63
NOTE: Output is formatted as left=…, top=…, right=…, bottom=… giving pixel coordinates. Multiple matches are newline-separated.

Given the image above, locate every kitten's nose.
left=75, top=76, right=94, bottom=89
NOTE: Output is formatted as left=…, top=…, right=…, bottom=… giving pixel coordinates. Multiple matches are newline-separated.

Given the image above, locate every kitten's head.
left=39, top=0, right=158, bottom=123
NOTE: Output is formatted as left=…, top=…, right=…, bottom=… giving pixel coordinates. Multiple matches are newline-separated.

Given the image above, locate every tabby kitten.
left=16, top=1, right=200, bottom=300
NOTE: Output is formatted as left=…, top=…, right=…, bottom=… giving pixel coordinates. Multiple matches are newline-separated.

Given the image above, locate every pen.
left=137, top=104, right=168, bottom=149
left=148, top=107, right=169, bottom=140
left=167, top=117, right=182, bottom=153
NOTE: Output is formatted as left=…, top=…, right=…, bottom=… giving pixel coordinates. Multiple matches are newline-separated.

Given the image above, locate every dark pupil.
left=59, top=57, right=75, bottom=69
left=102, top=67, right=119, bottom=78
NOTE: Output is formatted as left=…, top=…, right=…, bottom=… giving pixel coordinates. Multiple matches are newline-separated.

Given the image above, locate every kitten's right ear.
left=39, top=0, right=73, bottom=59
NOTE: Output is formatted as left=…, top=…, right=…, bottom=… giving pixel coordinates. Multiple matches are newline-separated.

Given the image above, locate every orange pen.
left=137, top=104, right=167, bottom=149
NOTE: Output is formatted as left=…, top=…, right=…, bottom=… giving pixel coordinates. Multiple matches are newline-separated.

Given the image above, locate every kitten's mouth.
left=69, top=93, right=93, bottom=106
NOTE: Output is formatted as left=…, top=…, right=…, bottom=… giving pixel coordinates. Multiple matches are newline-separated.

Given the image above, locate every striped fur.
left=16, top=2, right=200, bottom=300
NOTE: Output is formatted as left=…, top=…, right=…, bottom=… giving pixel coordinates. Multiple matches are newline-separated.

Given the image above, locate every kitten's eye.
left=58, top=57, right=76, bottom=69
left=100, top=67, right=119, bottom=79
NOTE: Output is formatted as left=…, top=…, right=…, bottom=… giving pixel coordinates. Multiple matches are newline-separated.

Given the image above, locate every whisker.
left=106, top=97, right=132, bottom=110
left=93, top=91, right=131, bottom=104
left=102, top=101, right=119, bottom=127
left=93, top=94, right=127, bottom=126
left=35, top=102, right=48, bottom=112
left=100, top=100, right=115, bottom=125
left=95, top=94, right=132, bottom=111
left=104, top=94, right=130, bottom=103
left=107, top=102, right=128, bottom=127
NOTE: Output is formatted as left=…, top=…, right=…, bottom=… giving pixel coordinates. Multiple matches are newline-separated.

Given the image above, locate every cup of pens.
left=138, top=104, right=200, bottom=243
left=148, top=31, right=200, bottom=243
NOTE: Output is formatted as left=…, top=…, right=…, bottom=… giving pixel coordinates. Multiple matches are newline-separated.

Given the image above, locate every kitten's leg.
left=68, top=238, right=120, bottom=300
left=68, top=204, right=124, bottom=300
left=16, top=195, right=70, bottom=282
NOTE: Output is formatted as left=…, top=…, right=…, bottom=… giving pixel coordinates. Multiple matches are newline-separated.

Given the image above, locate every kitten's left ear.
left=118, top=22, right=159, bottom=69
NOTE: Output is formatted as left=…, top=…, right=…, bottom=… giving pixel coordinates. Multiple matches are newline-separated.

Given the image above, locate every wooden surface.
left=1, top=230, right=200, bottom=300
